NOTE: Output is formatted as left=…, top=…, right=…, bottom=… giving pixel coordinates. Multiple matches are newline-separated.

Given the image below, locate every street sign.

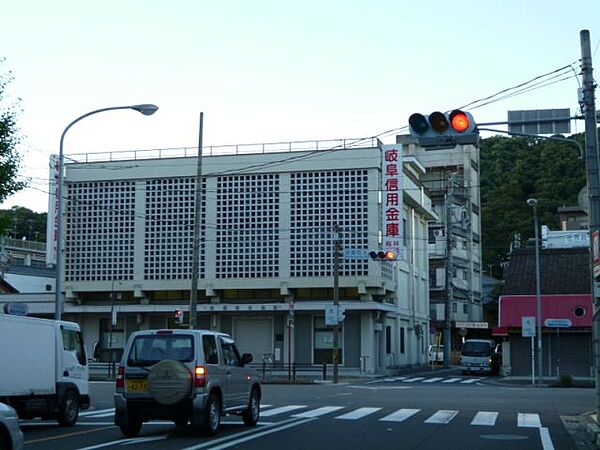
left=343, top=248, right=369, bottom=260
left=459, top=328, right=468, bottom=337
left=455, top=321, right=488, bottom=329
left=522, top=316, right=536, bottom=337
left=544, top=318, right=572, bottom=328
left=325, top=305, right=345, bottom=325
left=3, top=302, right=28, bottom=316
left=508, top=108, right=571, bottom=135
left=593, top=231, right=600, bottom=279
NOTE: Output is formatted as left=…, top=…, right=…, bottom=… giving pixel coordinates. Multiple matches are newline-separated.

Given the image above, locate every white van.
left=0, top=314, right=90, bottom=426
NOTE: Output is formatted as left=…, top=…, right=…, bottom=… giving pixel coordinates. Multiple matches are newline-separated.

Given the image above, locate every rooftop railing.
left=67, top=137, right=383, bottom=164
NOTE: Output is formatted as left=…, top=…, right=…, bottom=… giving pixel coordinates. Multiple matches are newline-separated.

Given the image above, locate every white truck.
left=0, top=314, right=90, bottom=426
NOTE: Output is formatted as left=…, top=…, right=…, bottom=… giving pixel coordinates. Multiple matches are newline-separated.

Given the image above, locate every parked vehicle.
left=0, top=314, right=90, bottom=426
left=460, top=339, right=499, bottom=375
left=0, top=402, right=23, bottom=450
left=428, top=345, right=444, bottom=365
left=114, top=329, right=261, bottom=437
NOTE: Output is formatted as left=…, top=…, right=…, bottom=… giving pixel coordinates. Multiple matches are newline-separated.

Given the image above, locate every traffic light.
left=408, top=109, right=479, bottom=149
left=174, top=309, right=184, bottom=325
left=369, top=250, right=397, bottom=261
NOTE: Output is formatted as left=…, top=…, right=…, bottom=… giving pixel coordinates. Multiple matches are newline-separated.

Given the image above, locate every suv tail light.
left=195, top=365, right=206, bottom=388
left=116, top=366, right=125, bottom=389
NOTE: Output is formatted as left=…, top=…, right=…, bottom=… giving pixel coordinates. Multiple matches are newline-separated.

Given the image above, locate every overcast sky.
left=1, top=0, right=599, bottom=213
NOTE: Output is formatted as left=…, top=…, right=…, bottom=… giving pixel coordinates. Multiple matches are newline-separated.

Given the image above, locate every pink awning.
left=498, top=294, right=592, bottom=328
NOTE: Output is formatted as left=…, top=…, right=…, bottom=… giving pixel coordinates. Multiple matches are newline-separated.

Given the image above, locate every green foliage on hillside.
left=0, top=206, right=47, bottom=241
left=480, top=134, right=586, bottom=273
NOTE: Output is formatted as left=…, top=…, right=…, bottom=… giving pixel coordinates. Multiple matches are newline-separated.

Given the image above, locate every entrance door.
left=233, top=318, right=273, bottom=364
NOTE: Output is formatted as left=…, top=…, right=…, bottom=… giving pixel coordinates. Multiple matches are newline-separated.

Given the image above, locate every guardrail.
left=89, top=361, right=118, bottom=380
left=248, top=362, right=328, bottom=382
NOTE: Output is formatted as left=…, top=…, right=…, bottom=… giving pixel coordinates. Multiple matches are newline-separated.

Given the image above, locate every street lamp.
left=527, top=198, right=543, bottom=385
left=54, top=104, right=158, bottom=320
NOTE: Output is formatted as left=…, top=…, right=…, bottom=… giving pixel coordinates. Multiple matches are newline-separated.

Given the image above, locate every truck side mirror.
left=241, top=353, right=253, bottom=365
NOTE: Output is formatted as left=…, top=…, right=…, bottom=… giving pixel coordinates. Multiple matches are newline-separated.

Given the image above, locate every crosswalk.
left=367, top=376, right=482, bottom=385
left=78, top=404, right=546, bottom=429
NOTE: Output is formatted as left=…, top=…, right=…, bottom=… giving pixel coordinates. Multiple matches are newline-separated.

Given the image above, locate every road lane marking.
left=460, top=378, right=481, bottom=384
left=180, top=417, right=315, bottom=450
left=80, top=408, right=114, bottom=417
left=425, top=410, right=459, bottom=424
left=335, top=407, right=382, bottom=420
left=392, top=376, right=408, bottom=381
left=260, top=405, right=307, bottom=417
left=292, top=406, right=344, bottom=418
left=471, top=411, right=498, bottom=426
left=260, top=404, right=272, bottom=409
left=77, top=434, right=169, bottom=450
left=422, top=377, right=444, bottom=383
left=24, top=425, right=115, bottom=445
left=518, top=413, right=541, bottom=428
left=539, top=427, right=555, bottom=450
left=380, top=408, right=420, bottom=422
left=441, top=378, right=461, bottom=383
left=85, top=411, right=116, bottom=418
left=402, top=377, right=426, bottom=382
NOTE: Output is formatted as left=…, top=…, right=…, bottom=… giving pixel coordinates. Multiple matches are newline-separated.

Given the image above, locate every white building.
left=4, top=139, right=436, bottom=374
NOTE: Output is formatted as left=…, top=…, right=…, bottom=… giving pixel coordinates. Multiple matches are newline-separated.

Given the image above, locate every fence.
left=89, top=361, right=118, bottom=380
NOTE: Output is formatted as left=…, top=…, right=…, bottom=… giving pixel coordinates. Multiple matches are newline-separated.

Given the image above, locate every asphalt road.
left=19, top=374, right=594, bottom=450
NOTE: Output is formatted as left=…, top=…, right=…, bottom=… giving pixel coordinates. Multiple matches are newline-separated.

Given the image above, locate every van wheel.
left=57, top=390, right=79, bottom=426
left=196, top=393, right=221, bottom=436
left=119, top=416, right=142, bottom=437
left=242, top=387, right=260, bottom=426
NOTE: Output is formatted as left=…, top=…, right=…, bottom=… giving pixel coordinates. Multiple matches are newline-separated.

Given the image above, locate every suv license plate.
left=127, top=379, right=148, bottom=392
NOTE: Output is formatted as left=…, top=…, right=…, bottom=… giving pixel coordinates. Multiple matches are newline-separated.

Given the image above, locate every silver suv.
left=114, top=329, right=261, bottom=437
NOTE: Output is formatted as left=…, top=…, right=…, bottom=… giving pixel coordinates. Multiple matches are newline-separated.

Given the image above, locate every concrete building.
left=397, top=135, right=483, bottom=347
left=1, top=139, right=436, bottom=374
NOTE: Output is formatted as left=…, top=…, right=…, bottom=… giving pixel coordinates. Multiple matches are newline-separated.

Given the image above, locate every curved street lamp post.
left=54, top=104, right=158, bottom=320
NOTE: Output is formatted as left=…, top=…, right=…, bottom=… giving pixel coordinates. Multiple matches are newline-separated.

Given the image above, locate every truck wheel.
left=119, top=416, right=143, bottom=437
left=195, top=392, right=221, bottom=436
left=242, top=387, right=260, bottom=426
left=57, top=390, right=79, bottom=426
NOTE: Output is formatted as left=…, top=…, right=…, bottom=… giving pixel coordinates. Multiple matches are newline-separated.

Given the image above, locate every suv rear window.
left=461, top=341, right=493, bottom=357
left=127, top=335, right=194, bottom=366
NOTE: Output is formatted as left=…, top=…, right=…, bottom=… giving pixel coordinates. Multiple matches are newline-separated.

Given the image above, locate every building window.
left=313, top=317, right=342, bottom=364
left=452, top=303, right=457, bottom=313
left=385, top=326, right=392, bottom=354
left=463, top=303, right=468, bottom=314
left=400, top=327, right=405, bottom=354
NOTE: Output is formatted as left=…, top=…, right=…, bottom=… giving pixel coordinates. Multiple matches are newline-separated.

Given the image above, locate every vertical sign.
left=46, top=154, right=59, bottom=267
left=593, top=230, right=600, bottom=278
left=381, top=144, right=403, bottom=259
left=522, top=316, right=536, bottom=337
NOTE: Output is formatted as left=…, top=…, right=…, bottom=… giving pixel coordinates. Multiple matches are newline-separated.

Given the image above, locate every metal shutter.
left=233, top=318, right=273, bottom=364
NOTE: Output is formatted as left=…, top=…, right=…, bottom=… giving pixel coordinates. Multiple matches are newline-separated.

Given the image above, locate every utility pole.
left=189, top=112, right=204, bottom=329
left=580, top=30, right=600, bottom=419
left=332, top=224, right=341, bottom=383
left=443, top=177, right=454, bottom=369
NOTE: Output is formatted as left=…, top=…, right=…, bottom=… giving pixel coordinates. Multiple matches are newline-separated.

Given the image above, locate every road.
left=20, top=374, right=593, bottom=449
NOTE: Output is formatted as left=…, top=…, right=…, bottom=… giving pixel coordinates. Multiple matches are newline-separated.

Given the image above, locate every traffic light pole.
left=189, top=112, right=204, bottom=329
left=580, top=30, right=600, bottom=420
left=333, top=224, right=340, bottom=383
left=443, top=184, right=454, bottom=369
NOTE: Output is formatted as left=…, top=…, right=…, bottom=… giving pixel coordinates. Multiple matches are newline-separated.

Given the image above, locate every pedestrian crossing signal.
left=174, top=309, right=184, bottom=325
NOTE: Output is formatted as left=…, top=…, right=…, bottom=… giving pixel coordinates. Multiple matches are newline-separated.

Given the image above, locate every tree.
left=480, top=134, right=586, bottom=275
left=0, top=59, right=26, bottom=202
left=0, top=206, right=46, bottom=241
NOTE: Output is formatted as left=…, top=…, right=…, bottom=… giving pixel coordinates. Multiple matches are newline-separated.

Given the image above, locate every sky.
left=1, top=0, right=599, bottom=213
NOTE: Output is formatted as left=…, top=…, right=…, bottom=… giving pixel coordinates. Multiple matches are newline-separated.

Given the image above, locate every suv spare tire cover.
left=148, top=359, right=193, bottom=405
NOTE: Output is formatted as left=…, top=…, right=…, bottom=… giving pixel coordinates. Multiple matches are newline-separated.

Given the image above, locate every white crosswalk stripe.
left=518, top=413, right=542, bottom=428
left=471, top=411, right=498, bottom=426
left=460, top=378, right=481, bottom=384
left=335, top=407, right=382, bottom=420
left=425, top=410, right=459, bottom=424
left=441, top=378, right=462, bottom=383
left=80, top=408, right=115, bottom=417
left=292, top=406, right=344, bottom=418
left=422, top=377, right=444, bottom=383
left=380, top=408, right=421, bottom=422
left=259, top=405, right=307, bottom=417
left=402, top=377, right=426, bottom=383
